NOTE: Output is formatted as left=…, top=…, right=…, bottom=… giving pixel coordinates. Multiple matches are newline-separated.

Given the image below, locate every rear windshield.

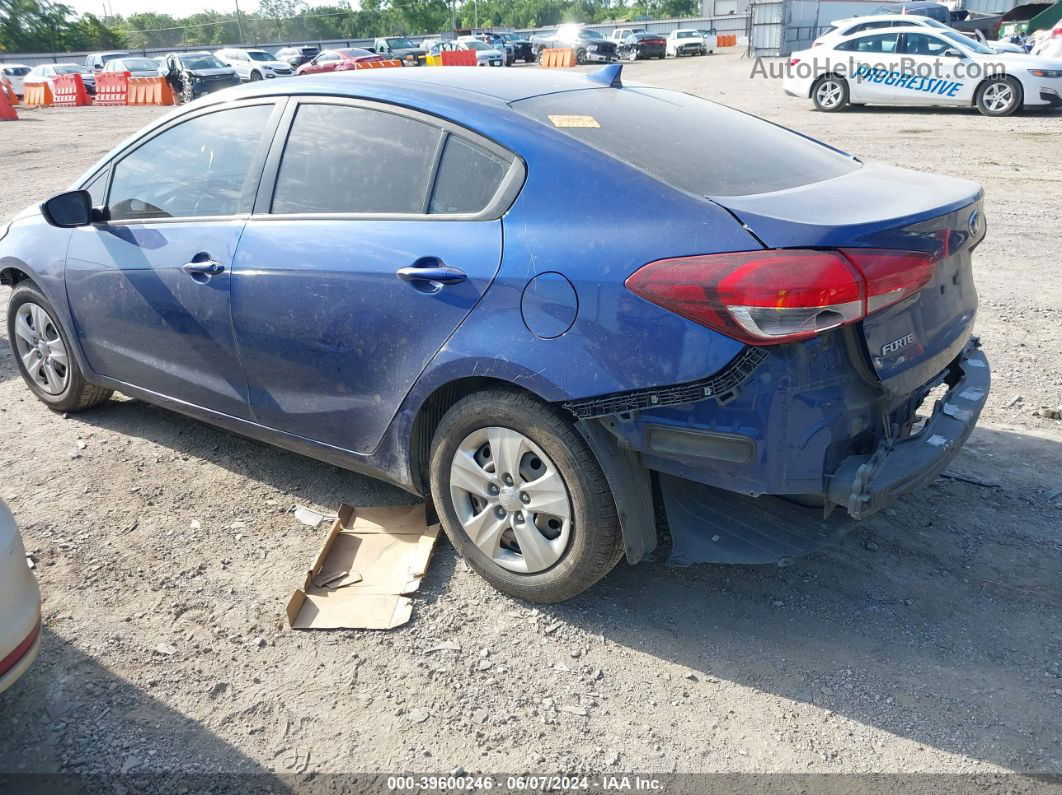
left=512, top=88, right=860, bottom=197
left=3, top=66, right=30, bottom=76
left=182, top=54, right=225, bottom=69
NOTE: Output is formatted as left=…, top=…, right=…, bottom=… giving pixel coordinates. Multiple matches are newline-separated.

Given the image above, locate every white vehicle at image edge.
left=1, top=64, right=31, bottom=97
left=0, top=500, right=41, bottom=694
left=812, top=14, right=1025, bottom=55
left=785, top=27, right=1062, bottom=116
left=214, top=48, right=294, bottom=81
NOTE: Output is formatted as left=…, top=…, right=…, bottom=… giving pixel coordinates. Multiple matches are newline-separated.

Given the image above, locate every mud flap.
left=659, top=473, right=855, bottom=565
left=575, top=418, right=657, bottom=564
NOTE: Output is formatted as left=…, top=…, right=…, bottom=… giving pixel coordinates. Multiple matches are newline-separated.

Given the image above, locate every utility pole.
left=234, top=0, right=246, bottom=44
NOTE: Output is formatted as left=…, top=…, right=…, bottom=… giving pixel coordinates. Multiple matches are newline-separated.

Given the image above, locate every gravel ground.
left=0, top=52, right=1060, bottom=788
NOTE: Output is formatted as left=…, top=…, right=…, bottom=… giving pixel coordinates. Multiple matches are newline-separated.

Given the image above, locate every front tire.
left=976, top=76, right=1022, bottom=116
left=812, top=74, right=849, bottom=112
left=626, top=48, right=638, bottom=62
left=249, top=71, right=262, bottom=81
left=7, top=282, right=112, bottom=412
left=575, top=49, right=587, bottom=65
left=429, top=388, right=623, bottom=603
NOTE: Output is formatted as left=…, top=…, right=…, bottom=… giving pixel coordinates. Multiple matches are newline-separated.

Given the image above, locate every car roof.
left=831, top=14, right=930, bottom=26
left=216, top=65, right=623, bottom=105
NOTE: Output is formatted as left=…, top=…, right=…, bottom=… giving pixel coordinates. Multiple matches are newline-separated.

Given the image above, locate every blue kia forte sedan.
left=1, top=65, right=989, bottom=602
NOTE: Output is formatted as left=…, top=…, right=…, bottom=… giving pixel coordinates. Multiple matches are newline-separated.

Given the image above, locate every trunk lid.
left=713, top=161, right=983, bottom=396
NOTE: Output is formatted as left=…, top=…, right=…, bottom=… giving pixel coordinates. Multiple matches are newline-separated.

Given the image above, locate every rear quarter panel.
left=412, top=115, right=761, bottom=405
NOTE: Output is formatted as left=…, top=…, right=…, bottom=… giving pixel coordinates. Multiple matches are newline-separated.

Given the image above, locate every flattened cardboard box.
left=287, top=503, right=439, bottom=630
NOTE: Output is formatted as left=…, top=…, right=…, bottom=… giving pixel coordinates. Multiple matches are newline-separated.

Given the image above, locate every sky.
left=65, top=0, right=343, bottom=17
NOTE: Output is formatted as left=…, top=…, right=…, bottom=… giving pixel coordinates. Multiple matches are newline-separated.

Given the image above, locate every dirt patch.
left=0, top=57, right=1059, bottom=779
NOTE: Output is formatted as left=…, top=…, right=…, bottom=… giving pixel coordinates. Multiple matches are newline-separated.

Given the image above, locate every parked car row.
left=1, top=26, right=730, bottom=100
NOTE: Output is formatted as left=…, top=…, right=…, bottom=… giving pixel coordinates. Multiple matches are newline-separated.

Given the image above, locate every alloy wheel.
left=449, top=426, right=572, bottom=574
left=816, top=79, right=843, bottom=109
left=13, top=302, right=69, bottom=395
left=983, top=82, right=1014, bottom=113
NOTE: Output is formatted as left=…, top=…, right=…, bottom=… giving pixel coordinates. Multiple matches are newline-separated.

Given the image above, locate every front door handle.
left=181, top=258, right=225, bottom=276
left=396, top=264, right=467, bottom=285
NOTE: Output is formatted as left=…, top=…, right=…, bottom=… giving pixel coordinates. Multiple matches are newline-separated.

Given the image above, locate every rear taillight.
left=625, top=248, right=936, bottom=345
left=843, top=248, right=935, bottom=315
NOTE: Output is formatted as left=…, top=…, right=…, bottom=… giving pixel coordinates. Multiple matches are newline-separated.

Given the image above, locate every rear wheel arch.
left=809, top=71, right=846, bottom=97
left=811, top=73, right=849, bottom=111
left=409, top=377, right=544, bottom=495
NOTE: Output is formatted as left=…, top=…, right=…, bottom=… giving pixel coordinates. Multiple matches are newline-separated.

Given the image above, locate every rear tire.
left=7, top=282, right=112, bottom=413
left=575, top=48, right=587, bottom=65
left=811, top=74, right=848, bottom=112
left=429, top=388, right=623, bottom=603
left=976, top=75, right=1022, bottom=116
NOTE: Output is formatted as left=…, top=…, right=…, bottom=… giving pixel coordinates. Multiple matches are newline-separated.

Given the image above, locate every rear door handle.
left=181, top=259, right=225, bottom=276
left=395, top=264, right=467, bottom=285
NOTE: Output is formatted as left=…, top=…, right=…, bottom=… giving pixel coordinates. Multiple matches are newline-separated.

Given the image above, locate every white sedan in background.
left=1, top=63, right=31, bottom=97
left=0, top=500, right=41, bottom=694
left=214, top=47, right=295, bottom=81
left=813, top=14, right=1024, bottom=54
left=435, top=38, right=506, bottom=66
left=666, top=29, right=708, bottom=57
left=785, top=27, right=1062, bottom=116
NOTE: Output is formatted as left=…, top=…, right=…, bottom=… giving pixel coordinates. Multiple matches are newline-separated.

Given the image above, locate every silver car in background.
left=0, top=500, right=41, bottom=694
left=214, top=48, right=295, bottom=81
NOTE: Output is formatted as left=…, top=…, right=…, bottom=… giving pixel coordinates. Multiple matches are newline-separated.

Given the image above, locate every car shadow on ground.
left=546, top=425, right=1062, bottom=773
left=0, top=628, right=292, bottom=792
left=838, top=104, right=1062, bottom=118
left=4, top=337, right=1060, bottom=774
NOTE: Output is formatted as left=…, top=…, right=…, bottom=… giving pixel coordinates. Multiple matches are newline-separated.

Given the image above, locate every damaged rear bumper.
left=826, top=341, right=990, bottom=520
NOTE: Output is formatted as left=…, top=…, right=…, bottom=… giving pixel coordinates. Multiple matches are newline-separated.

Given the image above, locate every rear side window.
left=429, top=135, right=510, bottom=214
left=272, top=104, right=442, bottom=214
left=512, top=88, right=859, bottom=197
left=836, top=33, right=900, bottom=52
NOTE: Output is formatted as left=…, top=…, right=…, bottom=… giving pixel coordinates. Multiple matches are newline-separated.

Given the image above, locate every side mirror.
left=42, top=190, right=93, bottom=228
left=943, top=48, right=964, bottom=58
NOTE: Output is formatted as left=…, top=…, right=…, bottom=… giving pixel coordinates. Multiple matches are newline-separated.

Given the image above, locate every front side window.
left=272, top=104, right=441, bottom=214
left=108, top=104, right=273, bottom=221
left=901, top=32, right=953, bottom=56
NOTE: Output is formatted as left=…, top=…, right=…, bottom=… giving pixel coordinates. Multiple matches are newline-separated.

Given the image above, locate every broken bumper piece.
left=660, top=474, right=855, bottom=565
left=827, top=341, right=990, bottom=520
